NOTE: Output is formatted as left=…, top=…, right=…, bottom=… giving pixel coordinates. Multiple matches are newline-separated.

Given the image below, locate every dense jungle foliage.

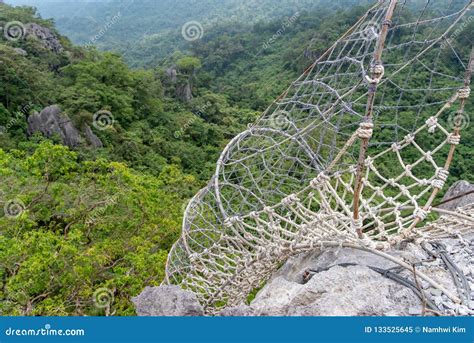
left=0, top=1, right=472, bottom=315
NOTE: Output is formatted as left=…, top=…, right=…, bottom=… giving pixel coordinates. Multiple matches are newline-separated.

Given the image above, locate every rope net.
left=165, top=0, right=473, bottom=313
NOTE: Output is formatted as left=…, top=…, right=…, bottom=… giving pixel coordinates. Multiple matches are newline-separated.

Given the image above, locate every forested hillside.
left=7, top=0, right=373, bottom=59
left=0, top=0, right=472, bottom=316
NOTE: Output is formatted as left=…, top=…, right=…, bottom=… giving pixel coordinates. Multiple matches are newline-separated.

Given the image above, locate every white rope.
left=164, top=1, right=473, bottom=313
left=425, top=116, right=438, bottom=133
left=458, top=87, right=470, bottom=99
left=357, top=122, right=374, bottom=139
left=365, top=64, right=385, bottom=84
left=447, top=134, right=461, bottom=145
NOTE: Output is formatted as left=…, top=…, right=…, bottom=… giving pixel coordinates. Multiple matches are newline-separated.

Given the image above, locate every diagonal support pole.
left=352, top=0, right=398, bottom=239
left=405, top=46, right=473, bottom=234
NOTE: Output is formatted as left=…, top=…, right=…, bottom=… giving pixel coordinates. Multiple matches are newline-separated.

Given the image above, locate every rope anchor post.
left=352, top=0, right=398, bottom=240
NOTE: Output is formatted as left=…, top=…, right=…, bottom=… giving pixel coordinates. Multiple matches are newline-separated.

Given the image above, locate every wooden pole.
left=353, top=0, right=398, bottom=238
left=406, top=46, right=474, bottom=233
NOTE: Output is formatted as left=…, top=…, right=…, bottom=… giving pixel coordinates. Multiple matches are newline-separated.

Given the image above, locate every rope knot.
left=263, top=206, right=274, bottom=215
left=425, top=116, right=438, bottom=133
left=400, top=185, right=410, bottom=197
left=282, top=193, right=300, bottom=206
left=431, top=179, right=445, bottom=189
left=431, top=168, right=449, bottom=189
left=249, top=211, right=258, bottom=219
left=447, top=133, right=460, bottom=145
left=224, top=216, right=241, bottom=227
left=420, top=179, right=429, bottom=186
left=189, top=253, right=198, bottom=262
left=435, top=168, right=449, bottom=181
left=404, top=134, right=415, bottom=144
left=351, top=217, right=363, bottom=232
left=424, top=151, right=434, bottom=163
left=360, top=235, right=376, bottom=249
left=371, top=64, right=385, bottom=75
left=365, top=64, right=385, bottom=84
left=243, top=232, right=253, bottom=240
left=391, top=143, right=401, bottom=151
left=458, top=87, right=470, bottom=99
left=414, top=207, right=430, bottom=221
left=310, top=173, right=330, bottom=189
left=357, top=122, right=374, bottom=139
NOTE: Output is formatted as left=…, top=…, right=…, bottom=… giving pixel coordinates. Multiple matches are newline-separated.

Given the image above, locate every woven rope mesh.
left=165, top=0, right=473, bottom=313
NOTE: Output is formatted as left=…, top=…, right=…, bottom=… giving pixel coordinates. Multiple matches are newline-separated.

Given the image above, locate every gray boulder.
left=25, top=23, right=63, bottom=53
left=27, top=105, right=81, bottom=148
left=27, top=105, right=103, bottom=149
left=439, top=181, right=474, bottom=211
left=132, top=285, right=204, bottom=316
left=218, top=305, right=254, bottom=316
left=83, top=124, right=103, bottom=148
left=219, top=235, right=473, bottom=316
left=176, top=82, right=193, bottom=103
left=249, top=265, right=421, bottom=316
left=165, top=66, right=178, bottom=83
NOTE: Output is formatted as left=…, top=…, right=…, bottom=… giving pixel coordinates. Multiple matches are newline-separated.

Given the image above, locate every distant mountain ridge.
left=5, top=0, right=372, bottom=55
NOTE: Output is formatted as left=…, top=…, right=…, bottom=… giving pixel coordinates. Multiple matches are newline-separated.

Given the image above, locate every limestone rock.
left=218, top=305, right=254, bottom=316
left=27, top=105, right=81, bottom=148
left=176, top=82, right=193, bottom=103
left=132, top=285, right=204, bottom=316
left=439, top=181, right=474, bottom=211
left=27, top=105, right=103, bottom=149
left=249, top=260, right=420, bottom=316
left=25, top=23, right=63, bottom=53
left=165, top=66, right=178, bottom=83
left=83, top=124, right=103, bottom=148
